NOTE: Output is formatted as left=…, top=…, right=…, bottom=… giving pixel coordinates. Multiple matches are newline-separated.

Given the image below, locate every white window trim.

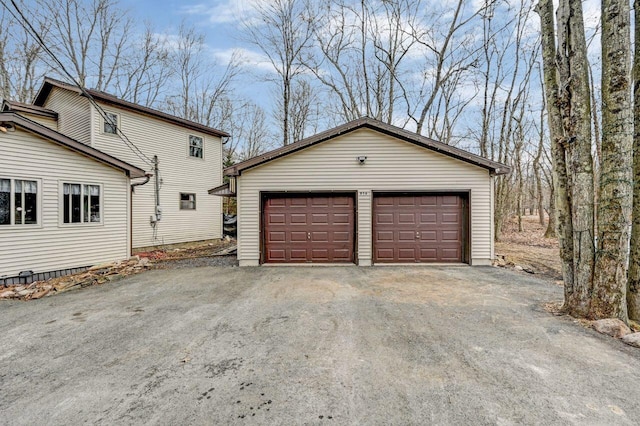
left=101, top=111, right=120, bottom=136
left=188, top=134, right=204, bottom=160
left=0, top=176, right=42, bottom=229
left=58, top=181, right=104, bottom=227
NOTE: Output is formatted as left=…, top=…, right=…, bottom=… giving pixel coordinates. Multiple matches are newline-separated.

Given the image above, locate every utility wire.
left=1, top=0, right=155, bottom=168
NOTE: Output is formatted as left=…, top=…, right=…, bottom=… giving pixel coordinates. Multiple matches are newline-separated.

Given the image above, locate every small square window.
left=180, top=193, right=196, bottom=210
left=103, top=112, right=118, bottom=134
left=189, top=135, right=203, bottom=158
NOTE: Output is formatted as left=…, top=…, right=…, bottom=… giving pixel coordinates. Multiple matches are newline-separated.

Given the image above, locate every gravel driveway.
left=1, top=266, right=640, bottom=425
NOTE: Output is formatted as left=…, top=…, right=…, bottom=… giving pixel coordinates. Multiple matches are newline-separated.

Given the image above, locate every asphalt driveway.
left=1, top=266, right=640, bottom=425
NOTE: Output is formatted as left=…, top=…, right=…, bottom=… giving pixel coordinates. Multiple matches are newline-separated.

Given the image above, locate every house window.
left=103, top=112, right=118, bottom=135
left=189, top=135, right=203, bottom=158
left=63, top=183, right=101, bottom=223
left=0, top=178, right=38, bottom=226
left=180, top=193, right=196, bottom=210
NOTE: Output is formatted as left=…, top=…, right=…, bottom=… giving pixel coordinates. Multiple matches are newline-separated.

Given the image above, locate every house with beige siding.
left=7, top=77, right=229, bottom=249
left=224, top=118, right=509, bottom=267
left=0, top=112, right=145, bottom=283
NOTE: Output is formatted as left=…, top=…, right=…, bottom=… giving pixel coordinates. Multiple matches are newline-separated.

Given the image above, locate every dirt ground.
left=495, top=215, right=563, bottom=282
left=134, top=239, right=236, bottom=262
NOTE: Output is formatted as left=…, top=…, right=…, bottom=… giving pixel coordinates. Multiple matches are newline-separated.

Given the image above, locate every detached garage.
left=224, top=118, right=509, bottom=267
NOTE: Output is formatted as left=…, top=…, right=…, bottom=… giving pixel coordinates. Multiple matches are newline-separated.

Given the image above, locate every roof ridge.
left=34, top=76, right=229, bottom=138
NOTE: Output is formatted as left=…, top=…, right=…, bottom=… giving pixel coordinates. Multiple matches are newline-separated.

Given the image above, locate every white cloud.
left=180, top=0, right=271, bottom=25
left=212, top=47, right=276, bottom=73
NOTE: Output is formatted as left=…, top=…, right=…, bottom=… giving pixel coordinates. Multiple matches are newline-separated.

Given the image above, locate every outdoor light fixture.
left=357, top=156, right=367, bottom=164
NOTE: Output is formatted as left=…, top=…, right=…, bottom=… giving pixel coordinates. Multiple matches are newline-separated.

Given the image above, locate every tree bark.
left=535, top=0, right=575, bottom=300
left=628, top=0, right=640, bottom=321
left=556, top=0, right=595, bottom=316
left=592, top=0, right=632, bottom=320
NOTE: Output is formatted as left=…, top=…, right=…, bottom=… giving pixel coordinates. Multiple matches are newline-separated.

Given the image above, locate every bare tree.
left=162, top=24, right=241, bottom=128
left=36, top=0, right=132, bottom=90
left=243, top=0, right=313, bottom=146
left=114, top=24, right=174, bottom=107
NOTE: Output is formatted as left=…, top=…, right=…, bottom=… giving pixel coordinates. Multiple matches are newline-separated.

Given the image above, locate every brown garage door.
left=373, top=194, right=466, bottom=263
left=263, top=194, right=355, bottom=263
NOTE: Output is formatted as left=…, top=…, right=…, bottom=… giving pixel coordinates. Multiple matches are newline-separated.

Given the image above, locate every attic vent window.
left=103, top=112, right=118, bottom=135
left=189, top=135, right=203, bottom=158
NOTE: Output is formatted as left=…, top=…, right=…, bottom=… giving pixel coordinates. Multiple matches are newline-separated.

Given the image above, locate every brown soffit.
left=224, top=117, right=511, bottom=177
left=33, top=77, right=229, bottom=139
left=0, top=112, right=146, bottom=179
left=2, top=99, right=58, bottom=120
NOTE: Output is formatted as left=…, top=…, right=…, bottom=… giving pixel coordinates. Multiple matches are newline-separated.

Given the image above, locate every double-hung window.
left=63, top=183, right=101, bottom=224
left=103, top=112, right=118, bottom=135
left=0, top=178, right=38, bottom=226
left=189, top=135, right=203, bottom=158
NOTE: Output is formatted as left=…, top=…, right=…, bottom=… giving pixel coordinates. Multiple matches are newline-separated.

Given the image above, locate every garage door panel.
left=268, top=249, right=286, bottom=261
left=333, top=231, right=351, bottom=242
left=419, top=248, right=438, bottom=261
left=333, top=213, right=351, bottom=224
left=441, top=230, right=461, bottom=241
left=311, top=249, right=329, bottom=260
left=290, top=231, right=307, bottom=242
left=420, top=213, right=437, bottom=224
left=420, top=230, right=437, bottom=242
left=311, top=231, right=328, bottom=242
left=398, top=213, right=416, bottom=224
left=268, top=213, right=286, bottom=224
left=376, top=213, right=394, bottom=224
left=374, top=194, right=465, bottom=263
left=398, top=248, right=417, bottom=261
left=311, top=213, right=328, bottom=224
left=441, top=212, right=460, bottom=224
left=441, top=248, right=462, bottom=261
left=441, top=195, right=461, bottom=206
left=333, top=249, right=352, bottom=260
left=264, top=195, right=355, bottom=263
left=398, top=230, right=416, bottom=242
left=268, top=231, right=286, bottom=242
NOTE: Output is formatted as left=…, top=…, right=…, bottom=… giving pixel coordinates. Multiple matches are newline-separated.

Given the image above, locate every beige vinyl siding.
left=15, top=113, right=58, bottom=130
left=0, top=129, right=130, bottom=277
left=89, top=103, right=223, bottom=248
left=42, top=88, right=91, bottom=144
left=236, top=128, right=494, bottom=266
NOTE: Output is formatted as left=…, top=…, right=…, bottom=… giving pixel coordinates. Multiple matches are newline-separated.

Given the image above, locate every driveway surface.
left=1, top=266, right=640, bottom=425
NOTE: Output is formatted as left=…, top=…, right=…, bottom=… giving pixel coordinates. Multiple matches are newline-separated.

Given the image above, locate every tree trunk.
left=544, top=184, right=556, bottom=238
left=592, top=0, right=632, bottom=321
left=557, top=0, right=595, bottom=316
left=627, top=0, right=640, bottom=321
left=536, top=0, right=575, bottom=300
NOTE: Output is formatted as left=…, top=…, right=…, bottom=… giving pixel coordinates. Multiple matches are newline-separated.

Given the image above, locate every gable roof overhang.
left=0, top=112, right=146, bottom=178
left=33, top=77, right=230, bottom=139
left=2, top=99, right=58, bottom=120
left=208, top=182, right=236, bottom=197
left=224, top=117, right=511, bottom=177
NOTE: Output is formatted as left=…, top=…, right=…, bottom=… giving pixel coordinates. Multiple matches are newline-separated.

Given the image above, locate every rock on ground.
left=592, top=319, right=632, bottom=338
left=621, top=333, right=640, bottom=348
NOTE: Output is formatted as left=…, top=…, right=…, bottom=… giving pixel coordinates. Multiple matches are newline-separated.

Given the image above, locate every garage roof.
left=225, top=117, right=510, bottom=176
